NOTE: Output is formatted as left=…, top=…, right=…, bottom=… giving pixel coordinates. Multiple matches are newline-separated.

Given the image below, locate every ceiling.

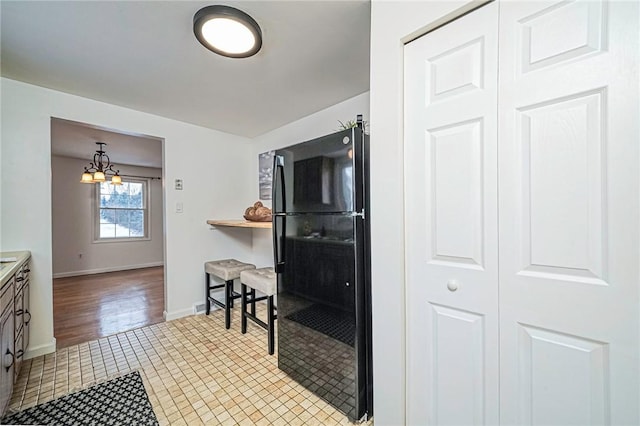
left=1, top=1, right=371, bottom=139
left=51, top=118, right=163, bottom=169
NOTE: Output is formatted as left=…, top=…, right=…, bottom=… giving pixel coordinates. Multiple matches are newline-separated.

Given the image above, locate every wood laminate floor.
left=53, top=266, right=165, bottom=349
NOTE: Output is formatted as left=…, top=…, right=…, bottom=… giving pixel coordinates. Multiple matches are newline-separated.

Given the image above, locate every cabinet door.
left=20, top=262, right=30, bottom=358
left=0, top=296, right=15, bottom=415
left=13, top=287, right=23, bottom=381
left=23, top=280, right=29, bottom=356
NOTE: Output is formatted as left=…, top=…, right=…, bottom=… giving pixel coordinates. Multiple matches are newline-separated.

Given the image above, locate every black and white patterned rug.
left=2, top=371, right=158, bottom=426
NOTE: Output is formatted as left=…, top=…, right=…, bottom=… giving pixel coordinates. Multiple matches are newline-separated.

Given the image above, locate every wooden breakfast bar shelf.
left=206, top=219, right=272, bottom=229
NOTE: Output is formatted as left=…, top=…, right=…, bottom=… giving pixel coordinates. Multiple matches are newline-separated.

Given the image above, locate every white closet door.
left=404, top=3, right=499, bottom=424
left=498, top=1, right=639, bottom=424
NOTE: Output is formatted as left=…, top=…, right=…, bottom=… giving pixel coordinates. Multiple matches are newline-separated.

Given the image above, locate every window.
left=95, top=179, right=149, bottom=241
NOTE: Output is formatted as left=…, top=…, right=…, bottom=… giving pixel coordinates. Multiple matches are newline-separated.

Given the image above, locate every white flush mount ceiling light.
left=193, top=5, right=262, bottom=58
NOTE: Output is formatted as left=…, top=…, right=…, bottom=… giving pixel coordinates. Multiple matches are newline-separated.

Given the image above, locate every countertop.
left=207, top=219, right=272, bottom=229
left=0, top=251, right=31, bottom=288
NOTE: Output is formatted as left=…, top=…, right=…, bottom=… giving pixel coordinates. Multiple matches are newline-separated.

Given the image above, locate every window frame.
left=93, top=177, right=151, bottom=243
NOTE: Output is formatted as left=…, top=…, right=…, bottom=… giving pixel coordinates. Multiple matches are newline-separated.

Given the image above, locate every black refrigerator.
left=272, top=116, right=372, bottom=422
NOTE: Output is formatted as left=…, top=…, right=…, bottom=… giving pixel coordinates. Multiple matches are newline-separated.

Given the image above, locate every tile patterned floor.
left=9, top=306, right=372, bottom=425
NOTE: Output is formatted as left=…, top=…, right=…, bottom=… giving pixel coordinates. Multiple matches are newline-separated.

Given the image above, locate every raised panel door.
left=498, top=1, right=639, bottom=424
left=404, top=2, right=499, bottom=424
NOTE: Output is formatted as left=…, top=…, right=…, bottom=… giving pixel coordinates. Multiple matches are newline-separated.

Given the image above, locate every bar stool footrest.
left=243, top=309, right=278, bottom=330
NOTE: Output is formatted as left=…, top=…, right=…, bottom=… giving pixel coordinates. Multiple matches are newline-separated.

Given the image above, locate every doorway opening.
left=50, top=117, right=166, bottom=349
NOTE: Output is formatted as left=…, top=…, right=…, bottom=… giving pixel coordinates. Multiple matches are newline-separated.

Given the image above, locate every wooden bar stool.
left=240, top=267, right=277, bottom=355
left=205, top=259, right=256, bottom=329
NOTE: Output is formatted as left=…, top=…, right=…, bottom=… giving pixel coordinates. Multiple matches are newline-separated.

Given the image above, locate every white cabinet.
left=14, top=262, right=30, bottom=382
left=0, top=253, right=31, bottom=416
left=0, top=279, right=15, bottom=415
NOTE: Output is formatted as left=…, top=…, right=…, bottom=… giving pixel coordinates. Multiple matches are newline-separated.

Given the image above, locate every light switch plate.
left=175, top=179, right=183, bottom=190
left=176, top=202, right=183, bottom=213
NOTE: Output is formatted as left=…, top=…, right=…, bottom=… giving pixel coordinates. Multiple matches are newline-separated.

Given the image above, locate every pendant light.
left=193, top=5, right=262, bottom=58
left=79, top=142, right=122, bottom=185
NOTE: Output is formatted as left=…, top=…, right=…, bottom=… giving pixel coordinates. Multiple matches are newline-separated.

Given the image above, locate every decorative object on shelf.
left=244, top=201, right=272, bottom=222
left=80, top=142, right=122, bottom=185
left=259, top=150, right=275, bottom=200
left=193, top=5, right=262, bottom=58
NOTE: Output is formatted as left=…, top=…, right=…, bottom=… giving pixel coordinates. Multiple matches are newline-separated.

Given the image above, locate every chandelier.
left=80, top=142, right=122, bottom=185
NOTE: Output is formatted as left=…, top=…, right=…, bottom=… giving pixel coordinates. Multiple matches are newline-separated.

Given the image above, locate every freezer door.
left=273, top=128, right=364, bottom=214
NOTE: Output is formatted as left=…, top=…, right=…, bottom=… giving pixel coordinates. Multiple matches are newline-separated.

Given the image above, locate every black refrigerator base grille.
left=285, top=304, right=355, bottom=347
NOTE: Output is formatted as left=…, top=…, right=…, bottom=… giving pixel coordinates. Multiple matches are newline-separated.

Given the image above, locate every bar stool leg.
left=205, top=273, right=211, bottom=315
left=241, top=284, right=248, bottom=334
left=267, top=295, right=275, bottom=355
left=224, top=279, right=232, bottom=329
left=251, top=288, right=256, bottom=316
left=228, top=280, right=235, bottom=308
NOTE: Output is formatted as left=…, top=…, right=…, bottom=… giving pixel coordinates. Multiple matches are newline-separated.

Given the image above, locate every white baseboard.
left=53, top=262, right=165, bottom=279
left=25, top=338, right=57, bottom=360
left=164, top=307, right=195, bottom=321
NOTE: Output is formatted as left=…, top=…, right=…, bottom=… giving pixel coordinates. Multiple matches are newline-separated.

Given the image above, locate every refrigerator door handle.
left=277, top=157, right=286, bottom=210
left=273, top=156, right=286, bottom=272
left=273, top=155, right=286, bottom=213
left=272, top=215, right=286, bottom=273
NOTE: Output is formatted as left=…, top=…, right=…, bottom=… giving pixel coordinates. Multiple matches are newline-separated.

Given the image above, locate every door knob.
left=447, top=280, right=459, bottom=292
